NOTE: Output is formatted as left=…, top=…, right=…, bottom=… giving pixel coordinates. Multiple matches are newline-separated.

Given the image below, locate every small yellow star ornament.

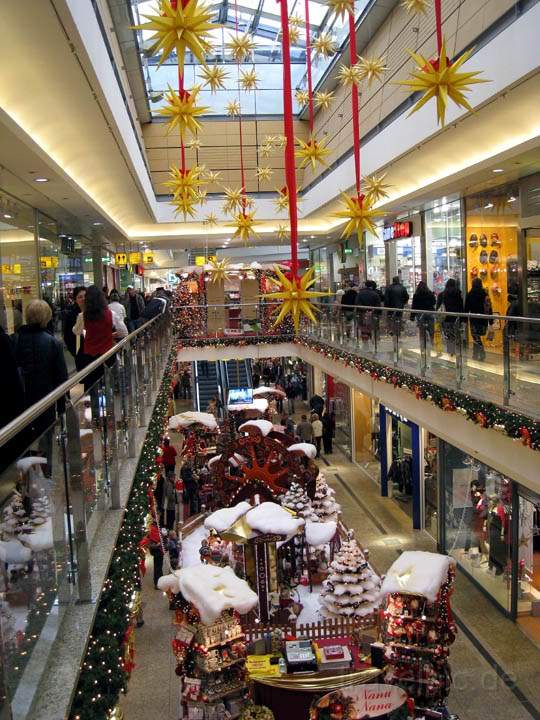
left=333, top=192, right=385, bottom=242
left=256, top=167, right=273, bottom=182
left=398, top=39, right=488, bottom=126
left=222, top=187, right=244, bottom=214
left=338, top=63, right=362, bottom=87
left=239, top=68, right=259, bottom=91
left=326, top=0, right=354, bottom=20
left=226, top=33, right=257, bottom=62
left=357, top=55, right=387, bottom=86
left=314, top=91, right=334, bottom=110
left=207, top=257, right=232, bottom=283
left=157, top=86, right=209, bottom=139
left=362, top=173, right=391, bottom=203
left=262, top=266, right=331, bottom=332
left=276, top=224, right=288, bottom=242
left=313, top=33, right=337, bottom=58
left=401, top=0, right=429, bottom=13
left=164, top=165, right=207, bottom=218
left=295, top=135, right=331, bottom=171
left=199, top=64, right=229, bottom=93
left=203, top=212, right=218, bottom=226
left=228, top=210, right=260, bottom=243
left=295, top=89, right=310, bottom=106
left=226, top=99, right=241, bottom=116
left=274, top=186, right=302, bottom=213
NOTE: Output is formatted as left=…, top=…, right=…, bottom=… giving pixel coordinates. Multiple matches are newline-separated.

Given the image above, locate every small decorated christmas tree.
left=319, top=530, right=380, bottom=618
left=312, top=474, right=341, bottom=523
left=280, top=482, right=317, bottom=520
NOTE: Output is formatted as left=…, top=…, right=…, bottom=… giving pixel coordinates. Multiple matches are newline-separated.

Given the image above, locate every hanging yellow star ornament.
left=199, top=64, right=229, bottom=93
left=226, top=32, right=257, bottom=62
left=189, top=137, right=202, bottom=150
left=295, top=135, right=331, bottom=171
left=262, top=266, right=331, bottom=332
left=401, top=0, right=429, bottom=14
left=295, top=89, right=310, bottom=106
left=157, top=85, right=209, bottom=139
left=239, top=68, right=259, bottom=91
left=289, top=14, right=303, bottom=27
left=203, top=212, right=218, bottom=226
left=256, top=167, right=273, bottom=183
left=131, top=0, right=218, bottom=73
left=228, top=210, right=260, bottom=243
left=259, top=142, right=274, bottom=158
left=313, top=33, right=337, bottom=58
left=362, top=173, right=391, bottom=203
left=398, top=39, right=488, bottom=126
left=357, top=55, right=387, bottom=86
left=326, top=0, right=354, bottom=20
left=222, top=187, right=244, bottom=214
left=276, top=224, right=288, bottom=242
left=333, top=192, right=385, bottom=242
left=314, top=91, right=334, bottom=110
left=203, top=169, right=222, bottom=184
left=288, top=26, right=301, bottom=45
left=274, top=186, right=302, bottom=213
left=226, top=99, right=241, bottom=116
left=338, top=63, right=362, bottom=87
left=164, top=165, right=207, bottom=218
left=207, top=257, right=232, bottom=283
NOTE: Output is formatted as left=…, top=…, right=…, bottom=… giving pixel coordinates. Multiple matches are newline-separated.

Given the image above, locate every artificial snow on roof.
left=205, top=502, right=251, bottom=533
left=178, top=564, right=259, bottom=625
left=380, top=551, right=456, bottom=602
left=0, top=539, right=32, bottom=564
left=252, top=386, right=286, bottom=399
left=16, top=457, right=47, bottom=473
left=208, top=453, right=246, bottom=468
left=22, top=519, right=53, bottom=552
left=287, top=442, right=317, bottom=459
left=169, top=411, right=218, bottom=431
left=246, top=502, right=304, bottom=538
left=157, top=571, right=181, bottom=594
left=305, top=520, right=337, bottom=547
left=239, top=419, right=273, bottom=436
left=227, top=398, right=268, bottom=413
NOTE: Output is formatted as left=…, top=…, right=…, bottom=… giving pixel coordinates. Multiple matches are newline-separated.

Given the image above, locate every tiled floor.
left=121, top=410, right=540, bottom=720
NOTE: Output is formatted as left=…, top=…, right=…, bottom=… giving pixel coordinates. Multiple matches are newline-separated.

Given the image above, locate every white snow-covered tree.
left=319, top=530, right=380, bottom=618
left=280, top=482, right=317, bottom=520
left=312, top=474, right=341, bottom=523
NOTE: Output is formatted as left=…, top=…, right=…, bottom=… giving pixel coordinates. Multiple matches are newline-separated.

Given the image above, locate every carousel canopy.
left=169, top=411, right=218, bottom=431
left=380, top=551, right=456, bottom=602
left=227, top=398, right=268, bottom=413
left=238, top=418, right=274, bottom=435
left=287, top=442, right=317, bottom=459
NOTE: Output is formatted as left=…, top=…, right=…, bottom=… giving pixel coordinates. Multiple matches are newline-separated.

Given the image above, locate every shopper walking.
left=168, top=530, right=181, bottom=570
left=311, top=413, right=323, bottom=457
left=180, top=370, right=191, bottom=399
left=309, top=393, right=325, bottom=418
left=322, top=412, right=334, bottom=455
left=384, top=276, right=409, bottom=310
left=465, top=277, right=492, bottom=361
left=356, top=281, right=382, bottom=348
left=148, top=522, right=164, bottom=589
left=108, top=289, right=127, bottom=324
left=181, top=461, right=199, bottom=516
left=412, top=281, right=436, bottom=361
left=437, top=278, right=464, bottom=356
left=296, top=414, right=313, bottom=443
left=281, top=414, right=296, bottom=437
left=163, top=472, right=177, bottom=530
left=124, top=286, right=144, bottom=332
left=63, top=286, right=86, bottom=370
left=74, top=285, right=115, bottom=392
left=161, top=437, right=177, bottom=477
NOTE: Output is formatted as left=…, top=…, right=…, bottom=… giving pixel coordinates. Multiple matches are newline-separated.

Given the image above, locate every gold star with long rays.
left=199, top=64, right=229, bottom=93
left=357, top=55, right=387, bottom=86
left=203, top=212, right=218, bottom=226
left=239, top=67, right=259, bottom=91
left=289, top=14, right=303, bottom=27
left=273, top=135, right=287, bottom=148
left=338, top=63, right=362, bottom=87
left=225, top=99, right=241, bottom=116
left=264, top=134, right=278, bottom=146
left=222, top=187, right=244, bottom=214
left=314, top=91, right=334, bottom=110
left=397, top=39, right=488, bottom=126
left=401, top=0, right=429, bottom=13
left=288, top=26, right=301, bottom=45
left=207, top=256, right=232, bottom=283
left=256, top=166, right=273, bottom=182
left=333, top=192, right=385, bottom=242
left=196, top=188, right=208, bottom=205
left=274, top=186, right=302, bottom=213
left=203, top=169, right=222, bottom=184
left=326, top=0, right=354, bottom=20
left=228, top=210, right=260, bottom=243
left=189, top=137, right=202, bottom=150
left=362, top=173, right=391, bottom=203
left=295, top=135, right=331, bottom=171
left=259, top=143, right=273, bottom=158
left=262, top=266, right=331, bottom=332
left=163, top=165, right=206, bottom=202
left=313, top=32, right=337, bottom=58
left=295, top=89, right=310, bottom=106
left=276, top=224, right=288, bottom=242
left=131, top=0, right=218, bottom=73
left=226, top=32, right=257, bottom=62
left=157, top=85, right=209, bottom=139
left=171, top=194, right=198, bottom=218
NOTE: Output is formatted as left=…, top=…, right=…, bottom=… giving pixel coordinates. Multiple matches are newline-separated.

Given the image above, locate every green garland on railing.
left=69, top=352, right=174, bottom=720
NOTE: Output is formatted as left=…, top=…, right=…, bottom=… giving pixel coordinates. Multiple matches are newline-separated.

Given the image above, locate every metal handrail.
left=0, top=313, right=166, bottom=449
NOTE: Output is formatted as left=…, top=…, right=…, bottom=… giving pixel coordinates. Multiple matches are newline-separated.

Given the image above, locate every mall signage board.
left=383, top=221, right=413, bottom=241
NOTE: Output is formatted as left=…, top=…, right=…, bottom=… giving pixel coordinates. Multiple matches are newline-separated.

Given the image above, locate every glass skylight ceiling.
left=131, top=0, right=368, bottom=116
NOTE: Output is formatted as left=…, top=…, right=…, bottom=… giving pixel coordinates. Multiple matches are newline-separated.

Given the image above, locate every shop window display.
left=525, top=229, right=540, bottom=316
left=441, top=442, right=513, bottom=612
left=517, top=489, right=540, bottom=626
left=394, top=235, right=422, bottom=295
left=424, top=433, right=439, bottom=542
left=425, top=200, right=464, bottom=294
left=365, top=230, right=386, bottom=291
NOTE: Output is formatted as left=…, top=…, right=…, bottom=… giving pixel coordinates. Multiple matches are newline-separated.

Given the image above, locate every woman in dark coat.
left=436, top=279, right=464, bottom=355
left=465, top=277, right=492, bottom=361
left=412, top=281, right=436, bottom=349
left=0, top=326, right=26, bottom=472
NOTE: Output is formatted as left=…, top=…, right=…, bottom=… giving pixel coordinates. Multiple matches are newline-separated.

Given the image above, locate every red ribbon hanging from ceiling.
left=348, top=12, right=361, bottom=198
left=170, top=0, right=187, bottom=172
left=234, top=0, right=248, bottom=212
left=434, top=0, right=443, bottom=56
left=278, top=0, right=299, bottom=277
left=304, top=0, right=314, bottom=133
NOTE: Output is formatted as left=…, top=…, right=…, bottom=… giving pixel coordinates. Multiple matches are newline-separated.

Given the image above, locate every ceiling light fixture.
left=484, top=202, right=494, bottom=209
left=492, top=168, right=504, bottom=173
left=92, top=221, right=103, bottom=226
left=3, top=213, right=13, bottom=219
left=508, top=196, right=517, bottom=203
left=34, top=177, right=49, bottom=183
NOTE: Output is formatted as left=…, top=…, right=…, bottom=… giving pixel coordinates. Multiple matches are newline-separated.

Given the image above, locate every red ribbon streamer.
left=434, top=0, right=443, bottom=56
left=234, top=0, right=248, bottom=210
left=278, top=0, right=299, bottom=277
left=171, top=0, right=187, bottom=172
left=348, top=12, right=361, bottom=196
left=304, top=0, right=314, bottom=133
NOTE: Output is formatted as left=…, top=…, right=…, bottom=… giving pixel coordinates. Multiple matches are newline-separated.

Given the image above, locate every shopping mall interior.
left=1, top=0, right=540, bottom=719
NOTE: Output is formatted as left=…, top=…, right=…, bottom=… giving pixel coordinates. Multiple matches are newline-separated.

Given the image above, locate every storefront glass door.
left=395, top=236, right=422, bottom=294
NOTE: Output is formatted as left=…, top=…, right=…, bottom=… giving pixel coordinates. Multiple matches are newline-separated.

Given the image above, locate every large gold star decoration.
left=276, top=224, right=288, bottom=242
left=313, top=32, right=337, bottom=58
left=398, top=40, right=488, bottom=126
left=256, top=166, right=273, bottom=182
left=222, top=186, right=244, bottom=214
left=163, top=165, right=207, bottom=218
left=203, top=212, right=218, bottom=226
left=338, top=63, right=362, bottom=87
left=132, top=0, right=217, bottom=73
left=401, top=0, right=429, bottom=14
left=228, top=210, right=260, bottom=243
left=314, top=90, right=334, bottom=110
left=333, top=192, right=385, bottom=242
left=295, top=134, right=331, bottom=171
left=226, top=32, right=256, bottom=62
left=295, top=89, right=310, bottom=106
left=362, top=173, right=391, bottom=203
left=199, top=64, right=229, bottom=93
left=225, top=99, right=241, bottom=116
left=262, top=266, right=331, bottom=332
left=357, top=55, right=387, bottom=86
left=207, top=256, right=232, bottom=283
left=157, top=85, right=209, bottom=139
left=239, top=67, right=259, bottom=91
left=326, top=0, right=354, bottom=20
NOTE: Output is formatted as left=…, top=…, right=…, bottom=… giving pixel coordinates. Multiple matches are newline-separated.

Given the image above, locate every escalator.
left=193, top=361, right=220, bottom=413
left=224, top=359, right=251, bottom=391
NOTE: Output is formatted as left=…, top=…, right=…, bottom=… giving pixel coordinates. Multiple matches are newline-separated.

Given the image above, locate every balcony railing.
left=176, top=301, right=540, bottom=420
left=0, top=313, right=171, bottom=720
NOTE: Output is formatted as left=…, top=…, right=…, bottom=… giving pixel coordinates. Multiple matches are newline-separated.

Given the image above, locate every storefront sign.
left=40, top=256, right=59, bottom=269
left=314, top=684, right=407, bottom=719
left=344, top=247, right=353, bottom=255
left=115, top=252, right=128, bottom=268
left=143, top=251, right=154, bottom=264
left=129, top=251, right=142, bottom=265
left=383, top=221, right=413, bottom=241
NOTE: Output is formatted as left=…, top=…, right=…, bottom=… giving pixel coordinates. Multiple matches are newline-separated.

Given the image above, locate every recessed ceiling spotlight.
left=92, top=221, right=103, bottom=226
left=310, top=234, right=315, bottom=239
left=492, top=168, right=504, bottom=173
left=34, top=177, right=49, bottom=183
left=3, top=213, right=13, bottom=219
